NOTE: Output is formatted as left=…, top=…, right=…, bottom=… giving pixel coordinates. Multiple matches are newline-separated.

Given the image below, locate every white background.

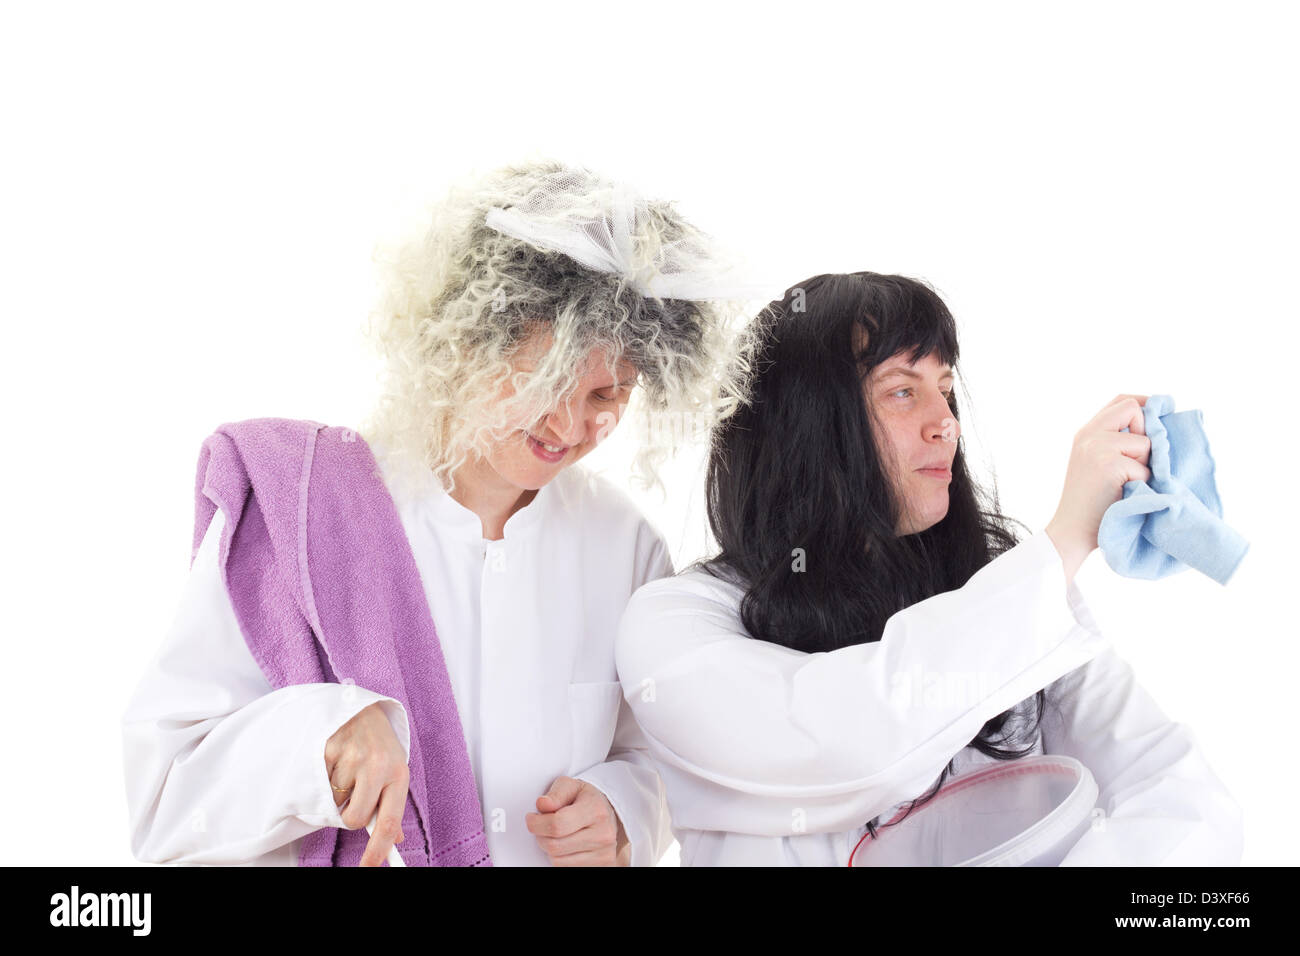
left=2, top=1, right=1295, bottom=866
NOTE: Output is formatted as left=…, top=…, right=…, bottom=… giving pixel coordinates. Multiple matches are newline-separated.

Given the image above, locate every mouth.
left=524, top=431, right=570, bottom=463
left=916, top=463, right=952, bottom=480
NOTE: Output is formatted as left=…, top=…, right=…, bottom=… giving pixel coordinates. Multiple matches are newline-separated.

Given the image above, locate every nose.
left=926, top=397, right=960, bottom=444
left=544, top=398, right=589, bottom=448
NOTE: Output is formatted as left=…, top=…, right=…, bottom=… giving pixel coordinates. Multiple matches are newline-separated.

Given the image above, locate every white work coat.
left=615, top=528, right=1244, bottom=866
left=122, top=459, right=676, bottom=866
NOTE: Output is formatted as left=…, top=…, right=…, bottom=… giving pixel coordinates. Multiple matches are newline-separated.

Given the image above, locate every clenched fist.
left=525, top=776, right=630, bottom=866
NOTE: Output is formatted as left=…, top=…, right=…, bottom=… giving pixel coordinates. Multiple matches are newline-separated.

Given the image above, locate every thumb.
left=536, top=775, right=583, bottom=812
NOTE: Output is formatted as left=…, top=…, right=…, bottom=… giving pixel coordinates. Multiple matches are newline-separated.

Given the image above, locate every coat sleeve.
left=121, top=508, right=412, bottom=865
left=1042, top=647, right=1244, bottom=866
left=614, top=528, right=1116, bottom=836
left=572, top=528, right=676, bottom=866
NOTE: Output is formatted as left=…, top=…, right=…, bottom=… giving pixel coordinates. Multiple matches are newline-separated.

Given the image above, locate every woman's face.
left=862, top=348, right=961, bottom=536
left=480, top=327, right=639, bottom=492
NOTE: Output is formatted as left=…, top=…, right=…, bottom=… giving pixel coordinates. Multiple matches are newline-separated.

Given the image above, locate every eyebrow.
left=591, top=377, right=638, bottom=392
left=876, top=367, right=955, bottom=382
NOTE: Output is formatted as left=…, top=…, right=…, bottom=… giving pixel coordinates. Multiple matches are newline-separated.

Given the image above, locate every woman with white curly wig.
left=121, top=160, right=760, bottom=867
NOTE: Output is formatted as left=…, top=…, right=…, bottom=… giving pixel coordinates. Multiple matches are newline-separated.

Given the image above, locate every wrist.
left=1044, top=519, right=1092, bottom=586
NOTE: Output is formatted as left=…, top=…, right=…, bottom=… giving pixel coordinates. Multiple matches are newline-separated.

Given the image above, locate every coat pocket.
left=566, top=681, right=624, bottom=776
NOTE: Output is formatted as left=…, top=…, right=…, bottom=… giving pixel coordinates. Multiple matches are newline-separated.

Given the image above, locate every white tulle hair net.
left=483, top=169, right=771, bottom=302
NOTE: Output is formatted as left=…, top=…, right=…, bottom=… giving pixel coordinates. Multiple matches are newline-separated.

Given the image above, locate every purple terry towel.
left=192, top=417, right=491, bottom=867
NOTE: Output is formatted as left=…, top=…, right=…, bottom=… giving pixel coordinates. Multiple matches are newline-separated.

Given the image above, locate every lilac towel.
left=192, top=417, right=491, bottom=867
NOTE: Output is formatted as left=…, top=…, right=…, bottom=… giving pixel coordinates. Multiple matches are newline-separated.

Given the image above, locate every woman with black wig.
left=615, top=272, right=1243, bottom=866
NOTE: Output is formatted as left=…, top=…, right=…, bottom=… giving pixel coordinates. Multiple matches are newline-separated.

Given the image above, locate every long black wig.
left=695, top=271, right=1046, bottom=837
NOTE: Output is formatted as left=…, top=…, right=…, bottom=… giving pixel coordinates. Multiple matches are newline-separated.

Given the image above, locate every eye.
left=593, top=379, right=637, bottom=404
left=889, top=387, right=956, bottom=401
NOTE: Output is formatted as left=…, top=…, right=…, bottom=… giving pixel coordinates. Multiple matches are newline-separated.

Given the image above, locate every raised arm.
left=615, top=527, right=1113, bottom=836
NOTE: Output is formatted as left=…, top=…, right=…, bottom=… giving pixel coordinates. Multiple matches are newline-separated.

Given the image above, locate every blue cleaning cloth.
left=1097, top=394, right=1249, bottom=584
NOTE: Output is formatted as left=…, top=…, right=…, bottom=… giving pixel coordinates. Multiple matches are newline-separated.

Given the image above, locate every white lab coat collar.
left=373, top=437, right=562, bottom=544
left=422, top=476, right=557, bottom=542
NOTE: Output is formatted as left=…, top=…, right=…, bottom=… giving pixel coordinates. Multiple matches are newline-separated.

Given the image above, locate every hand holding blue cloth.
left=1097, top=394, right=1249, bottom=584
